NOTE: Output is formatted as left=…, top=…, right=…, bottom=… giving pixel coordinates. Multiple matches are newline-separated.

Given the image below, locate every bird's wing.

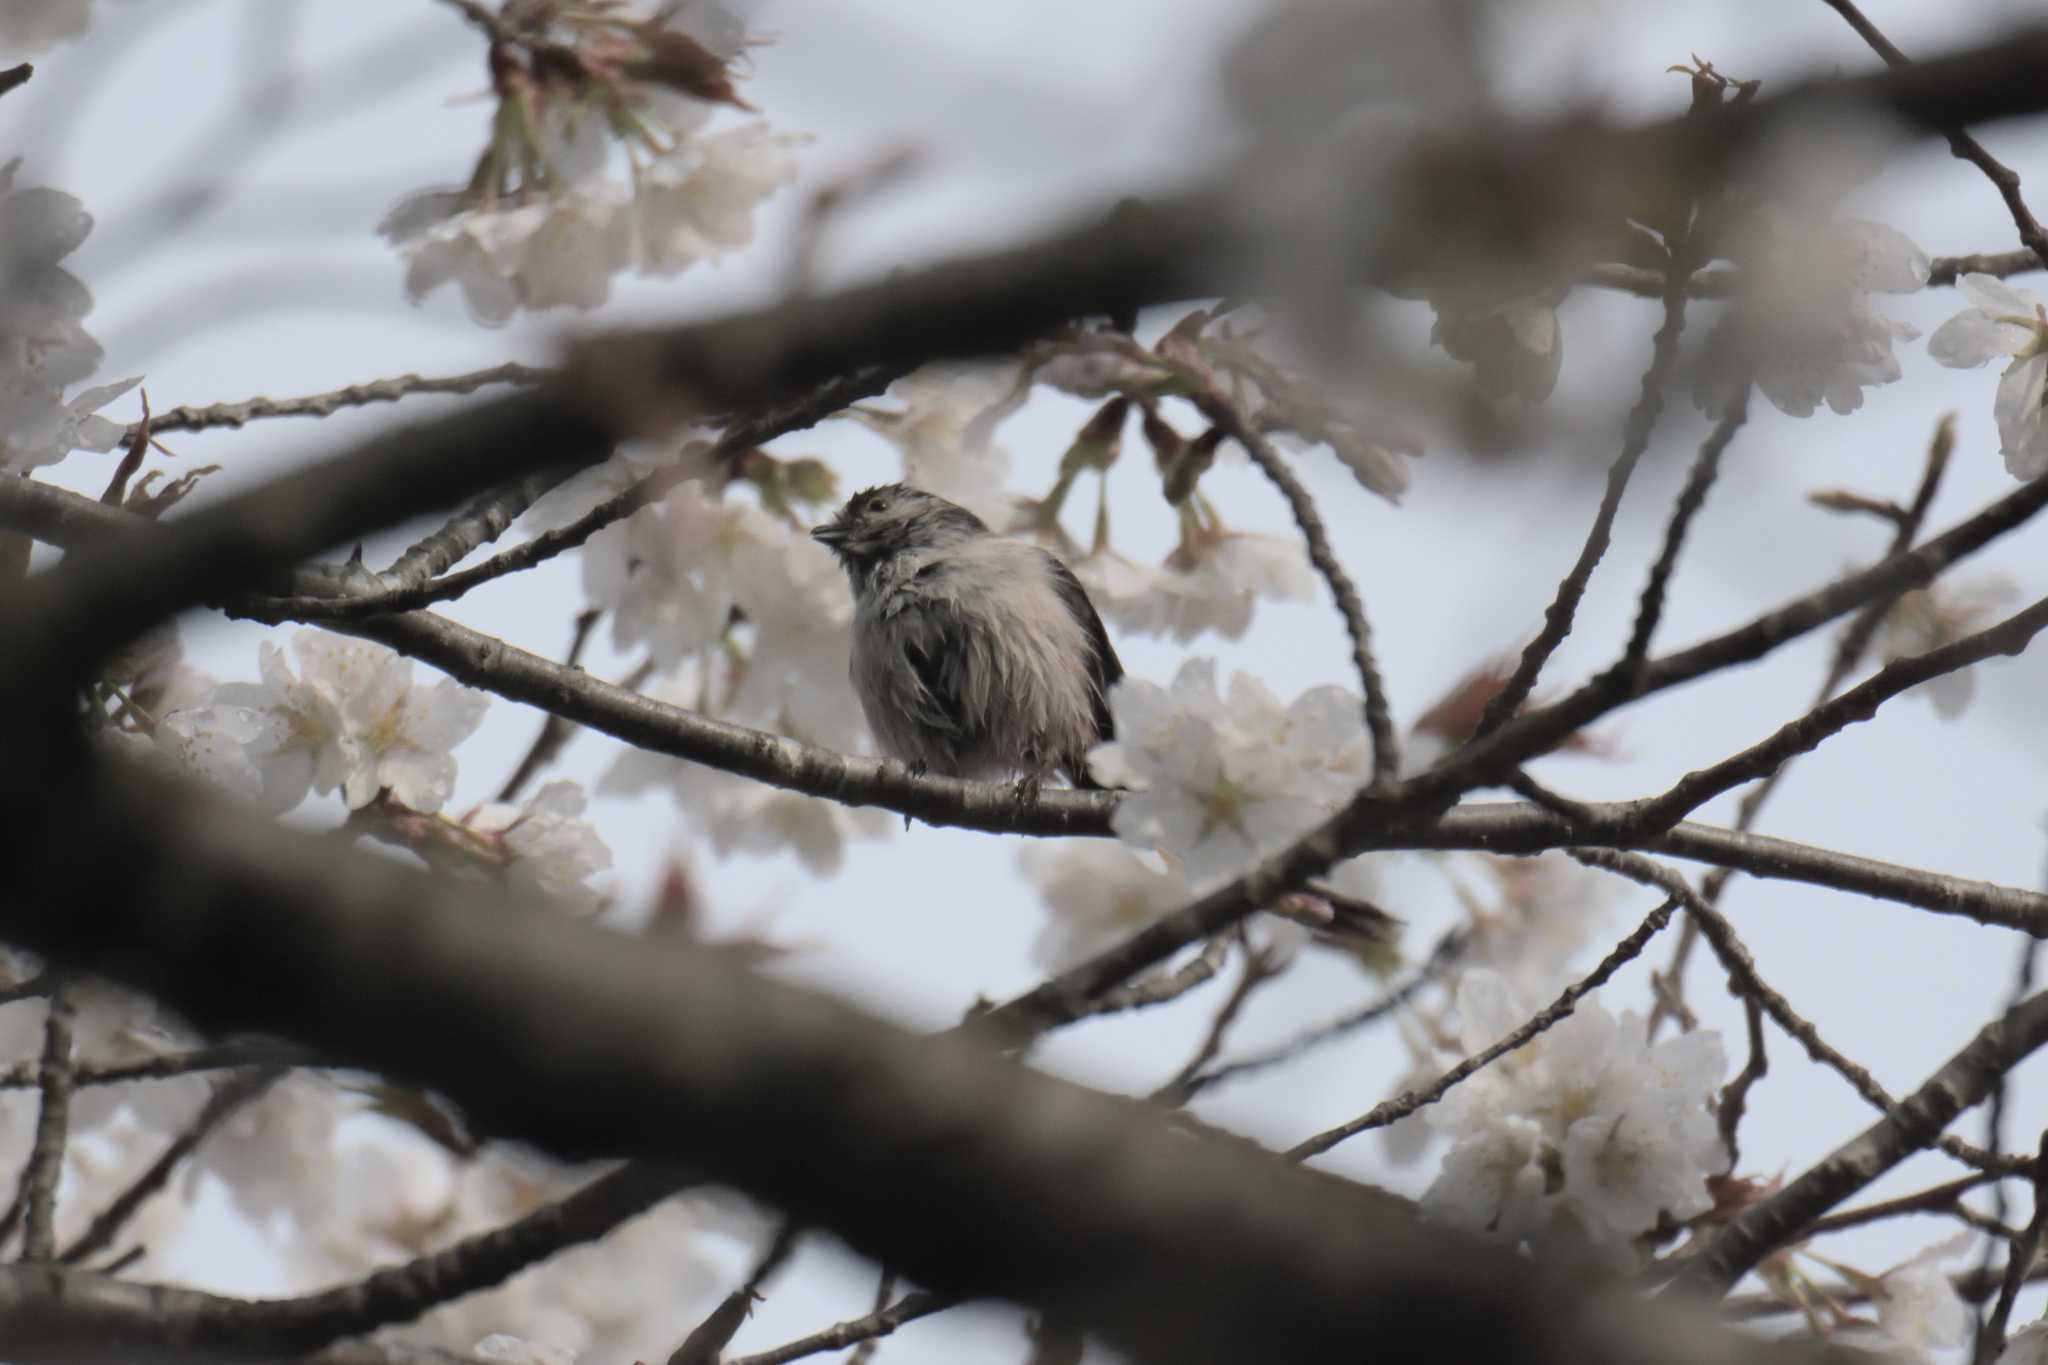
left=1041, top=550, right=1123, bottom=742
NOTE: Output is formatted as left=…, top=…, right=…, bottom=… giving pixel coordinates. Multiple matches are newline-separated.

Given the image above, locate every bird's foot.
left=903, top=760, right=932, bottom=829
left=1010, top=770, right=1044, bottom=811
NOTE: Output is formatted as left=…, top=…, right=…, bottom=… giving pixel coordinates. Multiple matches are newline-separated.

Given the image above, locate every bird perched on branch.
left=812, top=483, right=1122, bottom=795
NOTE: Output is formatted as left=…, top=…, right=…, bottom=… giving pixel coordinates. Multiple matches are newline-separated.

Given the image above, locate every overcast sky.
left=12, top=1, right=2048, bottom=1359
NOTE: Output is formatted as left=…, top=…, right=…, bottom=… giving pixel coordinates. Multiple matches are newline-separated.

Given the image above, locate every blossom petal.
left=1957, top=272, right=2044, bottom=319
left=1928, top=310, right=2032, bottom=367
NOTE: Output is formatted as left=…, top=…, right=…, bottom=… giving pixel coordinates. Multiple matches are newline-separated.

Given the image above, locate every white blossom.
left=1870, top=1240, right=1972, bottom=1357
left=475, top=1338, right=578, bottom=1365
left=1090, top=659, right=1369, bottom=887
left=849, top=363, right=1023, bottom=528
left=0, top=173, right=139, bottom=474
left=1455, top=853, right=1618, bottom=1001
left=194, top=1070, right=350, bottom=1225
left=583, top=482, right=747, bottom=672
left=385, top=191, right=633, bottom=326
left=1420, top=970, right=1725, bottom=1251
left=465, top=782, right=615, bottom=908
left=160, top=630, right=487, bottom=813
left=1072, top=533, right=1316, bottom=644
left=1018, top=842, right=1194, bottom=971
left=634, top=124, right=802, bottom=276
left=1872, top=577, right=2020, bottom=719
left=2000, top=1321, right=2048, bottom=1365
left=1708, top=216, right=1927, bottom=419
left=601, top=657, right=893, bottom=876
left=1929, top=273, right=2048, bottom=478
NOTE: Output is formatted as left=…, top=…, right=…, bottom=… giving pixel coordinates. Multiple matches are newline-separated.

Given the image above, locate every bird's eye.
left=869, top=495, right=891, bottom=512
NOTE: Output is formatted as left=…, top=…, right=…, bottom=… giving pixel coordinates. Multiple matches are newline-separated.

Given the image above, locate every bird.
left=811, top=483, right=1122, bottom=795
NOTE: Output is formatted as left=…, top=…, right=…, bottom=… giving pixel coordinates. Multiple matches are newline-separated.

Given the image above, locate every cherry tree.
left=4, top=2, right=2048, bottom=1363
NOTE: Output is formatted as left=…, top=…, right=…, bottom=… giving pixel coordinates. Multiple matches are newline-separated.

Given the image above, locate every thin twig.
left=1622, top=385, right=1750, bottom=668
left=668, top=1220, right=801, bottom=1365
left=845, top=1268, right=898, bottom=1365
left=725, top=1290, right=958, bottom=1365
left=262, top=365, right=905, bottom=623
left=497, top=610, right=604, bottom=803
left=17, top=987, right=75, bottom=1262
left=1285, top=899, right=1678, bottom=1161
left=1584, top=248, right=2042, bottom=296
left=0, top=1038, right=311, bottom=1091
left=1150, top=946, right=1283, bottom=1107
left=0, top=64, right=32, bottom=101
left=135, top=364, right=550, bottom=439
left=1471, top=232, right=1696, bottom=739
left=1183, top=929, right=1465, bottom=1098
left=1804, top=1172, right=2004, bottom=1239
left=1647, top=418, right=1953, bottom=1033
left=1718, top=997, right=1768, bottom=1170
left=1198, top=391, right=1400, bottom=785
left=1576, top=850, right=2022, bottom=1176
left=1975, top=1130, right=2048, bottom=1365
left=1817, top=0, right=2048, bottom=272
left=59, top=1067, right=285, bottom=1266
left=1678, top=989, right=2048, bottom=1296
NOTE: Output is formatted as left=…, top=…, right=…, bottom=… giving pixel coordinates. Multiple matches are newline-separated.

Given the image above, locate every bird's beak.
left=810, top=523, right=847, bottom=549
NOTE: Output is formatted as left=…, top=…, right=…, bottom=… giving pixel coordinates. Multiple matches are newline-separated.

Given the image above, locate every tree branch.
left=1676, top=991, right=2048, bottom=1296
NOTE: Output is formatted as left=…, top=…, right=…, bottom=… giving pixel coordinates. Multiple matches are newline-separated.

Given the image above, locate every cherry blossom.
left=1018, top=842, right=1194, bottom=971
left=1872, top=576, right=2020, bottom=719
left=1420, top=970, right=1725, bottom=1251
left=1072, top=532, right=1316, bottom=644
left=849, top=363, right=1023, bottom=528
left=159, top=630, right=487, bottom=813
left=1705, top=215, right=1927, bottom=419
left=583, top=482, right=750, bottom=672
left=1868, top=1239, right=1971, bottom=1357
left=634, top=124, right=803, bottom=276
left=464, top=782, right=616, bottom=909
left=0, top=171, right=140, bottom=473
left=1928, top=273, right=2048, bottom=478
left=1090, top=659, right=1370, bottom=887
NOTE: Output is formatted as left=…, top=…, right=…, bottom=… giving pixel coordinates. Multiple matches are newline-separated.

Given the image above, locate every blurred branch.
left=0, top=64, right=32, bottom=100
left=16, top=987, right=73, bottom=1262
left=0, top=756, right=1869, bottom=1365
left=256, top=364, right=906, bottom=621
left=58, top=1066, right=284, bottom=1266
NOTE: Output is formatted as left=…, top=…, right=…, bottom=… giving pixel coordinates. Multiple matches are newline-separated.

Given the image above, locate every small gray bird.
left=811, top=483, right=1122, bottom=790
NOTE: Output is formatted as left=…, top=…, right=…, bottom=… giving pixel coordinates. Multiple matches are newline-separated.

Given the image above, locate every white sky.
left=12, top=1, right=2048, bottom=1360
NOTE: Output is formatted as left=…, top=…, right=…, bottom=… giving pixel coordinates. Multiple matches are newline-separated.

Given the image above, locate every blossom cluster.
left=382, top=3, right=799, bottom=324
left=0, top=164, right=137, bottom=475
left=1418, top=970, right=1726, bottom=1253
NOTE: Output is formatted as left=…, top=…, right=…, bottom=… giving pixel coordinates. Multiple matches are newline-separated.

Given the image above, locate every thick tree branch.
left=0, top=756, right=1857, bottom=1365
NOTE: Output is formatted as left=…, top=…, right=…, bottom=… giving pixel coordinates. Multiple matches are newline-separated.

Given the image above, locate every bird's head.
left=810, top=483, right=988, bottom=570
